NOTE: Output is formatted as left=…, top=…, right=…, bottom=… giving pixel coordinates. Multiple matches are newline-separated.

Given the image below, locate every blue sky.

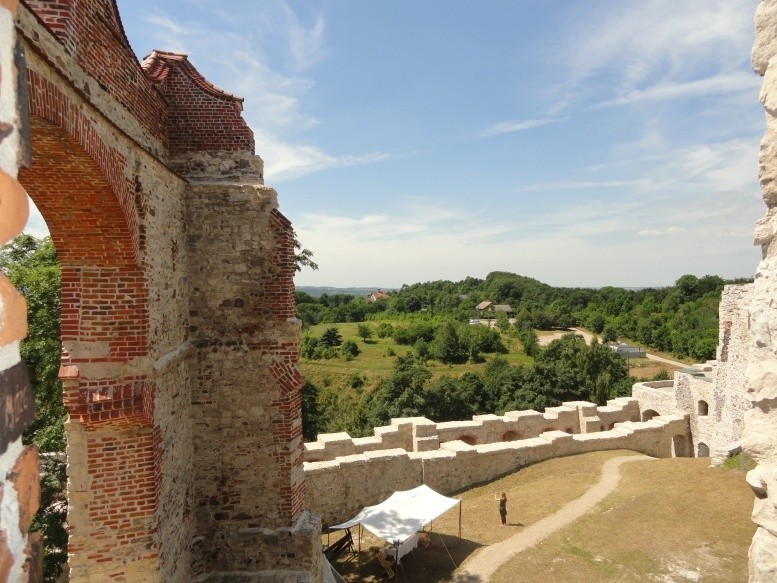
left=28, top=1, right=766, bottom=288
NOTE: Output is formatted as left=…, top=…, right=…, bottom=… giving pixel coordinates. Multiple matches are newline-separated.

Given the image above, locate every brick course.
left=4, top=1, right=320, bottom=581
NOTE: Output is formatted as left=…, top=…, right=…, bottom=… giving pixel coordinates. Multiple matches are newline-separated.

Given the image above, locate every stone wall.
left=305, top=398, right=641, bottom=462
left=1, top=1, right=321, bottom=581
left=630, top=284, right=754, bottom=465
left=305, top=415, right=688, bottom=526
left=745, top=2, right=777, bottom=580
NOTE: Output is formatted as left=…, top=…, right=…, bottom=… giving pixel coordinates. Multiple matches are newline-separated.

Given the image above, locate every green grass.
left=300, top=321, right=532, bottom=389
left=328, top=451, right=755, bottom=583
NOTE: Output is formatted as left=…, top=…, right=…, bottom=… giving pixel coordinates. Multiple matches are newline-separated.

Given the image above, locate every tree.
left=356, top=323, right=373, bottom=343
left=293, top=232, right=319, bottom=272
left=319, top=326, right=343, bottom=347
left=340, top=340, right=360, bottom=359
left=1, top=235, right=67, bottom=581
left=361, top=354, right=431, bottom=427
left=300, top=381, right=322, bottom=441
left=429, top=322, right=467, bottom=364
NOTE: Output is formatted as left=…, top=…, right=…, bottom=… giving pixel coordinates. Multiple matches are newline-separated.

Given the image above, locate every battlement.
left=305, top=412, right=688, bottom=525
left=304, top=398, right=642, bottom=462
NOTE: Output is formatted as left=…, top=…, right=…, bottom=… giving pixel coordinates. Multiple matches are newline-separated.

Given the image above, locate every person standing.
left=496, top=492, right=507, bottom=526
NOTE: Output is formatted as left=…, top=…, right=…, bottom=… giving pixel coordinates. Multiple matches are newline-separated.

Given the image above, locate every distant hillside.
left=295, top=285, right=395, bottom=298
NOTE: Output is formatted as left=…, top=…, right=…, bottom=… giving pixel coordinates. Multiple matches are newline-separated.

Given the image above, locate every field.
left=302, top=323, right=683, bottom=390
left=327, top=451, right=754, bottom=582
left=300, top=321, right=532, bottom=389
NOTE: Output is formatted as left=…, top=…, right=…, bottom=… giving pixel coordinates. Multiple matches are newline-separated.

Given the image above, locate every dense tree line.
left=303, top=333, right=632, bottom=438
left=298, top=271, right=751, bottom=362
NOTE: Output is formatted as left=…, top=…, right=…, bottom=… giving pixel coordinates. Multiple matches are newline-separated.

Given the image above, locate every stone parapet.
left=305, top=415, right=688, bottom=525
left=304, top=399, right=644, bottom=462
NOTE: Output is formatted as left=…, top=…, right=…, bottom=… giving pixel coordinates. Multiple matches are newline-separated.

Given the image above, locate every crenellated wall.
left=305, top=398, right=641, bottom=463
left=305, top=414, right=689, bottom=526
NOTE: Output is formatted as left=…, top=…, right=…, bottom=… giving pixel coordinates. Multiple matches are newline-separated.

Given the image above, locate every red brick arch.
left=20, top=115, right=150, bottom=426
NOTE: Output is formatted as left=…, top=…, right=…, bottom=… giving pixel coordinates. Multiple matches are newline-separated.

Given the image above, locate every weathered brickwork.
left=142, top=51, right=254, bottom=156
left=1, top=0, right=320, bottom=581
left=185, top=171, right=316, bottom=578
left=22, top=0, right=167, bottom=148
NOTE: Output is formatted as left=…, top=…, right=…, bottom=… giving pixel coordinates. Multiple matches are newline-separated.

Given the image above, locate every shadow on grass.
left=331, top=533, right=482, bottom=582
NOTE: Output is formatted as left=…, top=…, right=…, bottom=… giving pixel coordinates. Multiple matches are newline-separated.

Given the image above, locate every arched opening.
left=698, top=442, right=710, bottom=457
left=541, top=427, right=556, bottom=434
left=501, top=430, right=522, bottom=441
left=642, top=409, right=660, bottom=421
left=608, top=422, right=616, bottom=430
left=18, top=115, right=158, bottom=577
left=672, top=435, right=689, bottom=457
left=457, top=435, right=477, bottom=445
left=564, top=427, right=573, bottom=434
left=697, top=400, right=709, bottom=416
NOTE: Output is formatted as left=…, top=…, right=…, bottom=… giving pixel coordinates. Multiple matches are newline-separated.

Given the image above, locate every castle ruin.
left=2, top=1, right=777, bottom=582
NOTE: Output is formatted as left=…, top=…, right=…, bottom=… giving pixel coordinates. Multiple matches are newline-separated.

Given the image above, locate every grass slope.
left=328, top=451, right=754, bottom=583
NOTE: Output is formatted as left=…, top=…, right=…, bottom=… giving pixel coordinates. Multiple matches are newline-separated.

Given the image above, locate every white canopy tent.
left=330, top=484, right=461, bottom=544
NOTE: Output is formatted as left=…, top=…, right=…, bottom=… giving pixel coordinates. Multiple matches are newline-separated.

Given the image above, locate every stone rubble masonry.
left=305, top=412, right=689, bottom=526
left=304, top=398, right=641, bottom=462
left=747, top=2, right=777, bottom=580
left=0, top=0, right=321, bottom=581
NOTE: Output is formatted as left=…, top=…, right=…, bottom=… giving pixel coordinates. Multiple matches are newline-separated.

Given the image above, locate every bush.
left=376, top=322, right=395, bottom=338
left=340, top=340, right=360, bottom=358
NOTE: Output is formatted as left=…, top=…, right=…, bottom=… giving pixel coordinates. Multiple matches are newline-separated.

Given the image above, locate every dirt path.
left=451, top=454, right=656, bottom=582
left=537, top=327, right=686, bottom=368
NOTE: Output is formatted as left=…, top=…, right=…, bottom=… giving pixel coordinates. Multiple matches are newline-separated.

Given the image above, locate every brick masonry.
left=1, top=1, right=320, bottom=581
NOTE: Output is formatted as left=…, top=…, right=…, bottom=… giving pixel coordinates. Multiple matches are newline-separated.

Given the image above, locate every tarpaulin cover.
left=329, top=484, right=459, bottom=543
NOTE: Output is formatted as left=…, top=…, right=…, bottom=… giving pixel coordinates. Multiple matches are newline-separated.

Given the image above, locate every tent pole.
left=358, top=524, right=362, bottom=553
left=394, top=543, right=399, bottom=583
left=459, top=500, right=462, bottom=539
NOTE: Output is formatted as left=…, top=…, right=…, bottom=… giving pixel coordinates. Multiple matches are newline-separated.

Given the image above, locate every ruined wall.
left=305, top=398, right=642, bottom=462
left=305, top=415, right=688, bottom=525
left=713, top=285, right=752, bottom=463
left=4, top=1, right=321, bottom=581
left=745, top=2, right=777, bottom=580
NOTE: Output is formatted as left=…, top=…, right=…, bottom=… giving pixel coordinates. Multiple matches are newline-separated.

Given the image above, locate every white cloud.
left=593, top=72, right=762, bottom=109
left=552, top=0, right=759, bottom=111
left=257, top=131, right=391, bottom=181
left=141, top=3, right=382, bottom=182
left=477, top=117, right=567, bottom=138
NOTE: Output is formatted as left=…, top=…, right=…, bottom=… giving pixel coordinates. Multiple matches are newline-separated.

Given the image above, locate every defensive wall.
left=303, top=399, right=691, bottom=524
left=634, top=284, right=753, bottom=465
left=304, top=398, right=642, bottom=462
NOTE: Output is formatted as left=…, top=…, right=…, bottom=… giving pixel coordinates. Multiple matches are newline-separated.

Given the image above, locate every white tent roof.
left=330, top=484, right=460, bottom=543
